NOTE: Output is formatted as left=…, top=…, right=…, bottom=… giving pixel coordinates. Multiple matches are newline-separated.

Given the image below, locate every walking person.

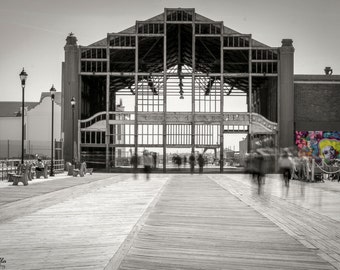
left=278, top=150, right=293, bottom=187
left=252, top=151, right=265, bottom=190
left=143, top=150, right=152, bottom=180
left=189, top=153, right=195, bottom=174
left=197, top=154, right=205, bottom=174
left=183, top=156, right=187, bottom=167
left=130, top=153, right=138, bottom=179
left=152, top=152, right=157, bottom=169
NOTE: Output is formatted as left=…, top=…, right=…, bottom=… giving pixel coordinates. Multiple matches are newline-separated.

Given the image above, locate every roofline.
left=88, top=8, right=273, bottom=49
left=294, top=74, right=340, bottom=82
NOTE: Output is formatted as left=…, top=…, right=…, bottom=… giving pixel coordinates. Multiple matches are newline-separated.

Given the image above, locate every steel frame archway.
left=77, top=8, right=279, bottom=172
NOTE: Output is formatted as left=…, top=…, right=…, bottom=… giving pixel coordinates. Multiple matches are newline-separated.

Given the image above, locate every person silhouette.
left=143, top=150, right=152, bottom=180
left=197, top=154, right=205, bottom=174
left=130, top=153, right=138, bottom=179
left=189, top=153, right=195, bottom=174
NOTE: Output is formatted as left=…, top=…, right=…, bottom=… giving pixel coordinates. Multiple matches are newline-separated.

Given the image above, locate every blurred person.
left=183, top=156, right=187, bottom=167
left=293, top=155, right=304, bottom=180
left=174, top=155, right=182, bottom=169
left=278, top=150, right=293, bottom=186
left=245, top=152, right=258, bottom=182
left=35, top=158, right=44, bottom=172
left=197, top=154, right=205, bottom=174
left=252, top=151, right=265, bottom=186
left=189, top=153, right=195, bottom=174
left=152, top=152, right=157, bottom=169
left=143, top=151, right=152, bottom=180
left=244, top=153, right=252, bottom=174
left=301, top=155, right=311, bottom=181
left=130, top=153, right=138, bottom=179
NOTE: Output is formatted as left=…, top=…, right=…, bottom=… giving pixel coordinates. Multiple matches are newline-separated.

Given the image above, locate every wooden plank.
left=1, top=173, right=340, bottom=269
left=116, top=176, right=334, bottom=270
left=211, top=174, right=340, bottom=269
left=0, top=174, right=168, bottom=270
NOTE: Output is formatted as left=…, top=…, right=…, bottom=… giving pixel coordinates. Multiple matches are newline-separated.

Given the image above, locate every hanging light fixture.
left=179, top=75, right=184, bottom=99
left=205, top=77, right=214, bottom=96
left=147, top=75, right=158, bottom=95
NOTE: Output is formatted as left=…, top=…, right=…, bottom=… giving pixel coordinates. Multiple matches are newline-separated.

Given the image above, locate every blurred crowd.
left=245, top=147, right=340, bottom=185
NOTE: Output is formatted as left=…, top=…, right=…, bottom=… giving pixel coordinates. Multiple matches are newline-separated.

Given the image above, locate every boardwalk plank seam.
left=104, top=177, right=170, bottom=270
left=116, top=175, right=334, bottom=270
left=210, top=175, right=340, bottom=270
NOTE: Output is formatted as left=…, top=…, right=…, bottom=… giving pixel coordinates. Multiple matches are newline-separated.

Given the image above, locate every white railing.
left=80, top=111, right=278, bottom=133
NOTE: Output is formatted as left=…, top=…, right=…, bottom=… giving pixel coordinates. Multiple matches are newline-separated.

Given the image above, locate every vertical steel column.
left=279, top=39, right=295, bottom=148
left=191, top=17, right=196, bottom=154
left=111, top=85, right=116, bottom=167
left=248, top=34, right=253, bottom=153
left=162, top=19, right=167, bottom=172
left=76, top=57, right=81, bottom=165
left=105, top=34, right=110, bottom=171
left=134, top=28, right=139, bottom=159
left=276, top=51, right=281, bottom=171
left=77, top=46, right=81, bottom=165
left=77, top=120, right=81, bottom=167
left=219, top=24, right=224, bottom=173
left=77, top=71, right=82, bottom=164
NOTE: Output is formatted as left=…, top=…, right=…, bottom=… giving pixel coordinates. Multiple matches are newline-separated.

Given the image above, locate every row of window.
left=81, top=124, right=220, bottom=145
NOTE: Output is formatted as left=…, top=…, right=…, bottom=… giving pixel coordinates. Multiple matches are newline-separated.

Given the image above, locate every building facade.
left=61, top=8, right=338, bottom=170
left=0, top=93, right=62, bottom=159
left=294, top=74, right=340, bottom=159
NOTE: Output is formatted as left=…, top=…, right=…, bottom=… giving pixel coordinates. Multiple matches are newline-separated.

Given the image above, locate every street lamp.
left=50, top=85, right=56, bottom=177
left=71, top=97, right=76, bottom=165
left=19, top=68, right=28, bottom=164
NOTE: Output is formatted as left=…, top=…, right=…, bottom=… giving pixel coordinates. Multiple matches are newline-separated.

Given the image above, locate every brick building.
left=294, top=73, right=340, bottom=159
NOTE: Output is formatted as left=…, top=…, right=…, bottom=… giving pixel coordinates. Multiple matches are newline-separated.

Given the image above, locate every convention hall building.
left=61, top=8, right=340, bottom=171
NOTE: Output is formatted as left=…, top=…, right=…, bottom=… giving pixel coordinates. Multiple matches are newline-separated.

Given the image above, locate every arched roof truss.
left=79, top=8, right=279, bottom=97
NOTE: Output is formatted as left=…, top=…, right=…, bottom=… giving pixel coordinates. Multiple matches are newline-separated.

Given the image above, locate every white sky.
left=0, top=0, right=339, bottom=102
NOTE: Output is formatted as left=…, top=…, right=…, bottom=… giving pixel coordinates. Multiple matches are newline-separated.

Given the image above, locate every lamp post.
left=50, top=85, right=56, bottom=177
left=71, top=97, right=76, bottom=165
left=19, top=68, right=28, bottom=164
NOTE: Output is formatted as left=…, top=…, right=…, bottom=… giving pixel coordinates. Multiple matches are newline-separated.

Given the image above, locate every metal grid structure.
left=77, top=8, right=279, bottom=171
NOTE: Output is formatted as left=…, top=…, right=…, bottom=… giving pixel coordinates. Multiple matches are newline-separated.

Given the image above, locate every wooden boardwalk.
left=0, top=174, right=169, bottom=270
left=211, top=174, right=340, bottom=270
left=0, top=173, right=339, bottom=269
left=113, top=175, right=335, bottom=270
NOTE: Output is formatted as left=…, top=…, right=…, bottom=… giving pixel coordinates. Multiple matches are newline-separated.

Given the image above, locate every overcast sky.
left=0, top=0, right=339, bottom=102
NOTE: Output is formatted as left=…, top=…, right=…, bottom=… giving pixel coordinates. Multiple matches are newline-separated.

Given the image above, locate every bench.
left=72, top=162, right=93, bottom=177
left=36, top=164, right=48, bottom=179
left=84, top=162, right=93, bottom=175
left=8, top=164, right=22, bottom=182
left=27, top=164, right=35, bottom=181
left=13, top=165, right=29, bottom=186
left=86, top=167, right=93, bottom=175
left=73, top=162, right=85, bottom=177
